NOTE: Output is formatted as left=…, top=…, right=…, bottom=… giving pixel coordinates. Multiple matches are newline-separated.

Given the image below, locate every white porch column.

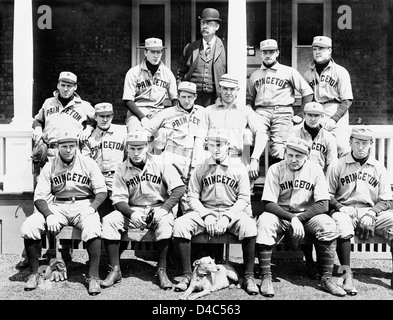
left=1, top=0, right=34, bottom=192
left=227, top=0, right=247, bottom=103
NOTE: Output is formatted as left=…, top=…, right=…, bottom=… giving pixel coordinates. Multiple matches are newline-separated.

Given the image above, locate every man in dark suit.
left=177, top=8, right=227, bottom=107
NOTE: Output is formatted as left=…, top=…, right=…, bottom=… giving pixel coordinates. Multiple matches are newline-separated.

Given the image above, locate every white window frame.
left=292, top=0, right=332, bottom=69
left=131, top=0, right=171, bottom=67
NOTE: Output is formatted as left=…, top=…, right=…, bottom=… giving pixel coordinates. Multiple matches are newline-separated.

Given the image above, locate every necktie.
left=205, top=43, right=211, bottom=57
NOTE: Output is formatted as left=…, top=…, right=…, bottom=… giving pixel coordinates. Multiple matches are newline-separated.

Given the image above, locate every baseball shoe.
left=101, top=265, right=122, bottom=288
left=260, top=274, right=275, bottom=297
left=87, top=277, right=101, bottom=295
left=24, top=273, right=41, bottom=291
left=321, top=276, right=346, bottom=297
left=343, top=273, right=358, bottom=296
left=174, top=274, right=191, bottom=292
left=157, top=268, right=174, bottom=290
left=243, top=275, right=258, bottom=295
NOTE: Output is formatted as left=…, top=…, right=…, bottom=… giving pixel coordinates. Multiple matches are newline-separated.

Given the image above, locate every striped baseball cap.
left=178, top=81, right=197, bottom=94
left=94, top=102, right=113, bottom=115
left=286, top=137, right=311, bottom=154
left=219, top=74, right=239, bottom=88
left=351, top=126, right=373, bottom=140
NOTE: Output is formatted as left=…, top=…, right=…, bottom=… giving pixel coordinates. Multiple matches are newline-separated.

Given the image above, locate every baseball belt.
left=102, top=171, right=116, bottom=177
left=165, top=145, right=193, bottom=158
left=55, top=195, right=92, bottom=202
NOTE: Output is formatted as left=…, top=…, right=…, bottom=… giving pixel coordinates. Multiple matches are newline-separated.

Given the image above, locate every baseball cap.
left=351, top=126, right=373, bottom=140
left=126, top=130, right=149, bottom=145
left=219, top=74, right=239, bottom=88
left=178, top=81, right=197, bottom=94
left=286, top=137, right=311, bottom=154
left=137, top=38, right=166, bottom=50
left=94, top=102, right=113, bottom=116
left=303, top=102, right=324, bottom=115
left=206, top=129, right=229, bottom=143
left=198, top=8, right=222, bottom=23
left=260, top=39, right=278, bottom=51
left=56, top=130, right=79, bottom=144
left=58, top=71, right=77, bottom=84
left=312, top=36, right=332, bottom=48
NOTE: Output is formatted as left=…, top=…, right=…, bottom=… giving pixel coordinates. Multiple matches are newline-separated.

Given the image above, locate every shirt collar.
left=207, top=155, right=229, bottom=167
left=261, top=61, right=280, bottom=71
left=345, top=152, right=378, bottom=166
left=309, top=58, right=335, bottom=70
left=203, top=36, right=217, bottom=49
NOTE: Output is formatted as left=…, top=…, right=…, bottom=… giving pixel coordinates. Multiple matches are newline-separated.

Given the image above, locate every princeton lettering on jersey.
left=308, top=75, right=338, bottom=90
left=136, top=78, right=170, bottom=91
left=62, top=108, right=82, bottom=122
left=126, top=172, right=162, bottom=187
left=171, top=115, right=201, bottom=128
left=254, top=77, right=287, bottom=89
left=201, top=174, right=239, bottom=189
left=279, top=180, right=315, bottom=192
left=312, top=142, right=326, bottom=154
left=340, top=172, right=379, bottom=188
left=102, top=141, right=125, bottom=151
left=52, top=172, right=91, bottom=186
left=46, top=105, right=60, bottom=117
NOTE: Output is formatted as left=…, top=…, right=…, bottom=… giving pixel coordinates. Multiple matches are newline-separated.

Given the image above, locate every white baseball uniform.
left=292, top=124, right=338, bottom=172
left=303, top=59, right=353, bottom=156
left=122, top=59, right=178, bottom=131
left=21, top=153, right=107, bottom=242
left=101, top=153, right=184, bottom=241
left=326, top=153, right=393, bottom=240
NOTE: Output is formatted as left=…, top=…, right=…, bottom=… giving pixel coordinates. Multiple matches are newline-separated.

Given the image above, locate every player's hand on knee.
left=356, top=214, right=376, bottom=240
left=290, top=216, right=305, bottom=240
left=46, top=214, right=61, bottom=233
left=131, top=211, right=147, bottom=229
left=215, top=216, right=230, bottom=236
left=152, top=208, right=169, bottom=224
left=204, top=215, right=217, bottom=237
left=249, top=159, right=260, bottom=180
left=339, top=206, right=357, bottom=218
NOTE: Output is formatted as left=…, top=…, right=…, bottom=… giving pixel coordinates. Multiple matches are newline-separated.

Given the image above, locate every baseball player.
left=32, top=71, right=95, bottom=161
left=293, top=102, right=338, bottom=173
left=122, top=38, right=178, bottom=135
left=177, top=8, right=226, bottom=107
left=256, top=137, right=346, bottom=297
left=143, top=81, right=207, bottom=215
left=205, top=74, right=268, bottom=186
left=246, top=39, right=314, bottom=164
left=21, top=130, right=108, bottom=295
left=80, top=102, right=127, bottom=218
left=100, top=130, right=186, bottom=290
left=326, top=126, right=393, bottom=295
left=302, top=36, right=353, bottom=158
left=172, top=129, right=259, bottom=296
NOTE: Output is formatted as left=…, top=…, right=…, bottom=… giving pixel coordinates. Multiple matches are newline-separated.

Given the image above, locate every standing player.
left=122, top=38, right=178, bottom=133
left=205, top=74, right=268, bottom=185
left=246, top=39, right=314, bottom=164
left=177, top=8, right=226, bottom=107
left=143, top=81, right=207, bottom=213
left=256, top=137, right=346, bottom=297
left=80, top=102, right=127, bottom=218
left=100, top=130, right=186, bottom=290
left=21, top=130, right=107, bottom=295
left=302, top=36, right=353, bottom=157
left=326, top=126, right=393, bottom=295
left=32, top=71, right=95, bottom=161
left=172, top=129, right=259, bottom=296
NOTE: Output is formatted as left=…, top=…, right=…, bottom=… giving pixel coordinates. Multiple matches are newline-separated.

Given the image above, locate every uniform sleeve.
left=167, top=71, right=178, bottom=101
left=325, top=133, right=338, bottom=170
left=84, top=102, right=95, bottom=126
left=325, top=161, right=340, bottom=198
left=337, top=67, right=353, bottom=101
left=187, top=163, right=211, bottom=217
left=224, top=164, right=251, bottom=221
left=261, top=165, right=281, bottom=203
left=144, top=110, right=166, bottom=138
left=88, top=158, right=107, bottom=194
left=244, top=107, right=267, bottom=159
left=290, top=69, right=314, bottom=98
left=376, top=165, right=393, bottom=201
left=162, top=163, right=185, bottom=192
left=111, top=165, right=130, bottom=205
left=194, top=107, right=208, bottom=140
left=122, top=68, right=137, bottom=101
left=79, top=140, right=92, bottom=157
left=32, top=104, right=46, bottom=129
left=246, top=76, right=256, bottom=107
left=33, top=162, right=53, bottom=202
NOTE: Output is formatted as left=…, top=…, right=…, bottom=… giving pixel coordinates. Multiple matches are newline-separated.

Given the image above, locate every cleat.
left=260, top=274, right=275, bottom=297
left=101, top=265, right=122, bottom=288
left=321, top=276, right=346, bottom=297
left=157, top=268, right=174, bottom=290
left=174, top=275, right=191, bottom=292
left=243, top=275, right=258, bottom=295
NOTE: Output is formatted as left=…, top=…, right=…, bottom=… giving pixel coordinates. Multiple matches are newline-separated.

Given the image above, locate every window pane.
left=297, top=3, right=323, bottom=46
left=140, top=5, right=165, bottom=46
left=247, top=2, right=267, bottom=48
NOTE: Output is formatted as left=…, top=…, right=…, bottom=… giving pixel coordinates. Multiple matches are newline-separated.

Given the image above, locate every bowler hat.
left=198, top=8, right=222, bottom=23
